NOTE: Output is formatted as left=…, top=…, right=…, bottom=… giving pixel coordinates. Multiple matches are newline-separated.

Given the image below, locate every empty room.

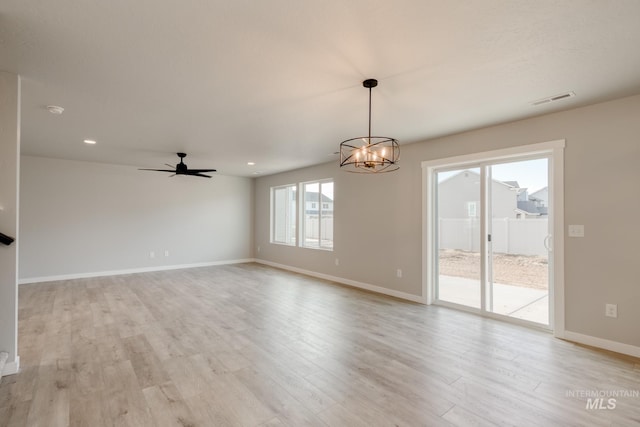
left=1, top=1, right=639, bottom=426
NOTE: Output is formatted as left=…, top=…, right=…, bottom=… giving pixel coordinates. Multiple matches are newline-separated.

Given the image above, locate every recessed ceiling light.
left=83, top=139, right=97, bottom=145
left=247, top=162, right=255, bottom=166
left=47, top=105, right=64, bottom=115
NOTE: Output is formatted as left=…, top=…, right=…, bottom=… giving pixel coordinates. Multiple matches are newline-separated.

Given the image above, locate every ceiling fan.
left=139, top=152, right=217, bottom=178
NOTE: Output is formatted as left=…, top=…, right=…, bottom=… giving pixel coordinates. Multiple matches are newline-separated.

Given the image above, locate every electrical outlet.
left=335, top=258, right=339, bottom=266
left=257, top=246, right=261, bottom=252
left=149, top=251, right=155, bottom=259
left=396, top=269, right=402, bottom=278
left=605, top=304, right=617, bottom=318
left=164, top=250, right=169, bottom=257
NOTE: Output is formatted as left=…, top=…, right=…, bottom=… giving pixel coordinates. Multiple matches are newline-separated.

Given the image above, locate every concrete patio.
left=438, top=275, right=549, bottom=325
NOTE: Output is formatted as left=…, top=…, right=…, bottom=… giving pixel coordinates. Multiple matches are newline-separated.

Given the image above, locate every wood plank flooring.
left=1, top=263, right=639, bottom=426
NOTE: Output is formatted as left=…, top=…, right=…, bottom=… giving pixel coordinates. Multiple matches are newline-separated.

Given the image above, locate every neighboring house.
left=529, top=187, right=548, bottom=207
left=517, top=186, right=548, bottom=217
left=304, top=192, right=333, bottom=216
left=438, top=170, right=549, bottom=255
left=504, top=181, right=529, bottom=202
left=439, top=171, right=548, bottom=219
left=437, top=170, right=518, bottom=219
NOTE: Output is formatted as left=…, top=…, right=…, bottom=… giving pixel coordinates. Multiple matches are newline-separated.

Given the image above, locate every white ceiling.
left=2, top=1, right=640, bottom=177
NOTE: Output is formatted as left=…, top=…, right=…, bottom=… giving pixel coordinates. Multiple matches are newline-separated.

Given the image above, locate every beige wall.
left=255, top=94, right=640, bottom=348
left=20, top=156, right=254, bottom=280
left=0, top=72, right=20, bottom=371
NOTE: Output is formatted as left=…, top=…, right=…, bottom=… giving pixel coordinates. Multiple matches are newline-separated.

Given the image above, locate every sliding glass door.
left=434, top=156, right=552, bottom=326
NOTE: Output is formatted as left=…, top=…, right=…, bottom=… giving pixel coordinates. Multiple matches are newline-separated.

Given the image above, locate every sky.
left=491, top=158, right=548, bottom=193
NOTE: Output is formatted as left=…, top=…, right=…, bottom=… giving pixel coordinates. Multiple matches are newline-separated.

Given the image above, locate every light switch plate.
left=568, top=224, right=585, bottom=237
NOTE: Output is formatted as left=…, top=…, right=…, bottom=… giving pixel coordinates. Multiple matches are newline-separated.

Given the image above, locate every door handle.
left=544, top=234, right=552, bottom=252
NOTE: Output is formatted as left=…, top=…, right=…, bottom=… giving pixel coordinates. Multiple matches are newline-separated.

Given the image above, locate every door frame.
left=422, top=140, right=565, bottom=336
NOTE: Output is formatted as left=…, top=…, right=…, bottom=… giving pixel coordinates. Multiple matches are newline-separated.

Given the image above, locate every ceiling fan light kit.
left=139, top=153, right=217, bottom=178
left=339, top=79, right=400, bottom=173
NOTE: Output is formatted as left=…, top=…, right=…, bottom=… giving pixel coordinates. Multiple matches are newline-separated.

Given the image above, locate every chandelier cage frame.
left=339, top=79, right=400, bottom=173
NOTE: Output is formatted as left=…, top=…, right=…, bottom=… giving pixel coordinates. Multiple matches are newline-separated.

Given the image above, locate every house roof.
left=3, top=2, right=640, bottom=176
left=530, top=187, right=549, bottom=198
left=438, top=169, right=515, bottom=190
left=305, top=192, right=333, bottom=203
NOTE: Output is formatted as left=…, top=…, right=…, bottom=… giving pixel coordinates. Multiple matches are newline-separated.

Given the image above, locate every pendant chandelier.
left=339, top=78, right=400, bottom=173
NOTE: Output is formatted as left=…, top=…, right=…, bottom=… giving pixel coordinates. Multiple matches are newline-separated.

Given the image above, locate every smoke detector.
left=46, top=105, right=65, bottom=115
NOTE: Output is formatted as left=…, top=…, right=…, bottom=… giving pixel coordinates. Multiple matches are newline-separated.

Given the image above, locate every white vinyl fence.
left=304, top=217, right=334, bottom=247
left=439, top=218, right=549, bottom=256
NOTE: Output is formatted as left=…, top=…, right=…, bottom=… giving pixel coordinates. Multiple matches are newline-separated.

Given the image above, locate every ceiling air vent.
left=531, top=91, right=576, bottom=106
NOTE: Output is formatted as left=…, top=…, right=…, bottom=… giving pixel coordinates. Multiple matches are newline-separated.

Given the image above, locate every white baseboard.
left=1, top=356, right=19, bottom=377
left=255, top=259, right=426, bottom=304
left=563, top=331, right=640, bottom=359
left=18, top=258, right=255, bottom=285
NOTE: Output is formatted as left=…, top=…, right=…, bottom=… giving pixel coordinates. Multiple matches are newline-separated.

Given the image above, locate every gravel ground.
left=438, top=249, right=548, bottom=290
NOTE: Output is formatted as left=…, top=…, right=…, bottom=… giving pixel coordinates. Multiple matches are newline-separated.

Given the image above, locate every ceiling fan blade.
left=165, top=163, right=175, bottom=168
left=187, top=169, right=217, bottom=173
left=169, top=174, right=176, bottom=178
left=189, top=172, right=212, bottom=178
left=139, top=168, right=176, bottom=172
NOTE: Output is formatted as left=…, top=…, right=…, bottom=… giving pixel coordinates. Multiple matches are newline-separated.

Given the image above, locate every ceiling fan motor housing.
left=176, top=152, right=187, bottom=173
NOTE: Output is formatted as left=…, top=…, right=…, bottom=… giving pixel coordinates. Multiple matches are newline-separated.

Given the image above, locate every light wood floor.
left=1, top=263, right=639, bottom=426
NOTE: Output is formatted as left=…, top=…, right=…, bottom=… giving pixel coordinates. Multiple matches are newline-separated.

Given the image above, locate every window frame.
left=269, top=178, right=334, bottom=251
left=422, top=139, right=565, bottom=335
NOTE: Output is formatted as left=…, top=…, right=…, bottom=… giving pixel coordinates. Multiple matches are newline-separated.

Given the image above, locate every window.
left=271, top=184, right=297, bottom=245
left=302, top=180, right=333, bottom=250
left=467, top=201, right=477, bottom=218
left=270, top=179, right=334, bottom=250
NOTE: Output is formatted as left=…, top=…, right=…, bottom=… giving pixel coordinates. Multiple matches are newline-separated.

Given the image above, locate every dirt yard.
left=438, top=249, right=548, bottom=290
